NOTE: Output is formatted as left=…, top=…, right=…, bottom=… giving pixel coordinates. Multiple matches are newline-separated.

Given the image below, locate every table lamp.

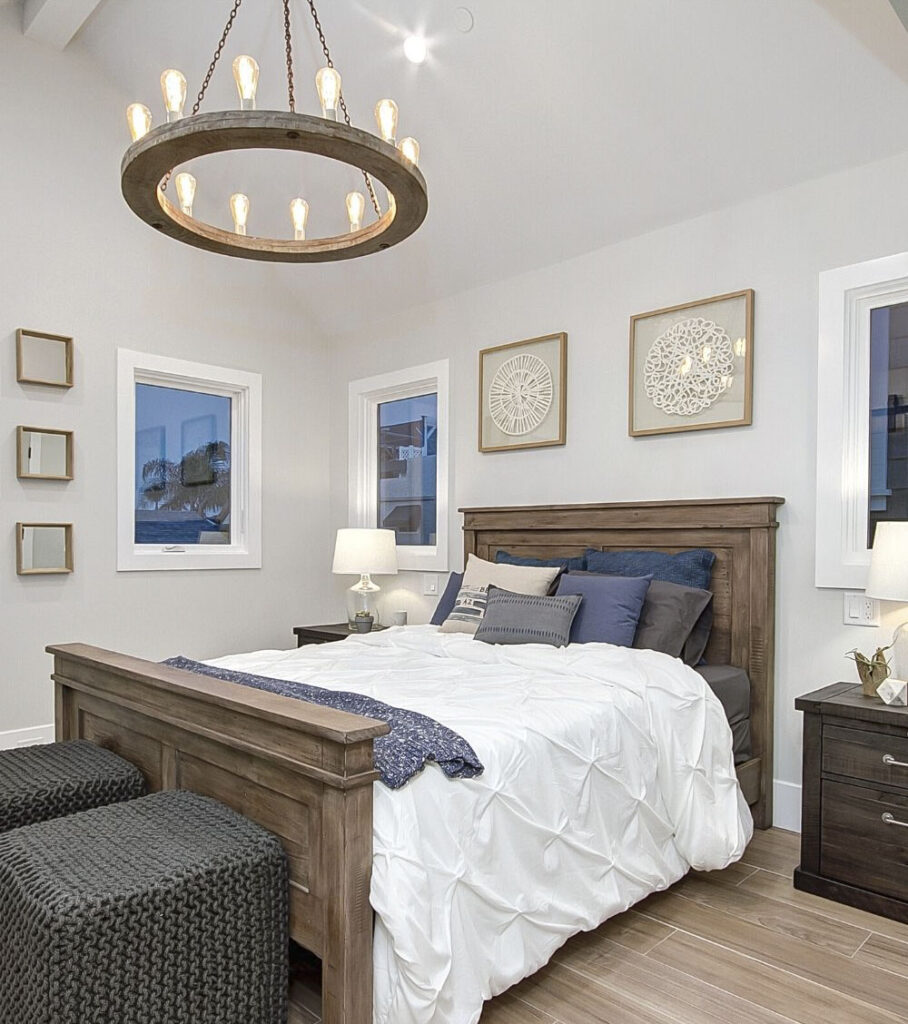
left=332, top=528, right=398, bottom=629
left=865, top=521, right=908, bottom=679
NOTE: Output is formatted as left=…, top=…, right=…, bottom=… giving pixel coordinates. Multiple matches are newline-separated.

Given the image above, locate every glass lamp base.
left=346, top=574, right=381, bottom=630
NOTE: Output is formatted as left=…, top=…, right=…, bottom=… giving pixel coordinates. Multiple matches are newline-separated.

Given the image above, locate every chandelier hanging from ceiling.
left=121, top=0, right=428, bottom=263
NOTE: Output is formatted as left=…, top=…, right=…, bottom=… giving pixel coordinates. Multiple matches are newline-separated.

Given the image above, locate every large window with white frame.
left=348, top=360, right=449, bottom=572
left=816, top=252, right=908, bottom=588
left=117, top=349, right=262, bottom=571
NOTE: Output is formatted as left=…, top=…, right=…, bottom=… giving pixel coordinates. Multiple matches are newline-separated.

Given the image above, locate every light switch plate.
left=843, top=591, right=881, bottom=627
left=422, top=574, right=439, bottom=596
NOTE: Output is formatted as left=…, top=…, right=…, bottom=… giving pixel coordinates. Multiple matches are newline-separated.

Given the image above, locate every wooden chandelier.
left=119, top=0, right=428, bottom=264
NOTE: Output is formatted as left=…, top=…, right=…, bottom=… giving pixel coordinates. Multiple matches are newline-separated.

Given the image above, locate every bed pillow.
left=583, top=547, right=715, bottom=591
left=474, top=587, right=582, bottom=648
left=555, top=573, right=650, bottom=646
left=439, top=555, right=562, bottom=634
left=495, top=549, right=586, bottom=572
left=682, top=601, right=714, bottom=666
left=430, top=572, right=464, bottom=626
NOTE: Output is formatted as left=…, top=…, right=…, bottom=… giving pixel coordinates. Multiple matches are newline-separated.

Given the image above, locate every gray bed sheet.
left=695, top=664, right=752, bottom=765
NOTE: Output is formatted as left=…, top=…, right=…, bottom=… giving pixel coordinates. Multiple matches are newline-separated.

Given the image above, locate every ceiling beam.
left=890, top=0, right=908, bottom=32
left=22, top=0, right=103, bottom=50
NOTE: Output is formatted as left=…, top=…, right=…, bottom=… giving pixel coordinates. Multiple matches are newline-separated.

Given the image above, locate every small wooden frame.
left=629, top=289, right=754, bottom=436
left=17, top=522, right=73, bottom=575
left=16, top=329, right=74, bottom=388
left=478, top=332, right=567, bottom=453
left=16, top=426, right=74, bottom=480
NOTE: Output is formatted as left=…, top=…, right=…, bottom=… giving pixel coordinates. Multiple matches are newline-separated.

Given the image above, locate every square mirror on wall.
left=16, top=329, right=73, bottom=388
left=16, top=523, right=73, bottom=575
left=17, top=427, right=73, bottom=480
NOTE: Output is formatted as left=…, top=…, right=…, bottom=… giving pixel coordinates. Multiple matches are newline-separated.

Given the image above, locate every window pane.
left=135, top=384, right=231, bottom=545
left=377, top=393, right=437, bottom=546
left=869, top=302, right=908, bottom=545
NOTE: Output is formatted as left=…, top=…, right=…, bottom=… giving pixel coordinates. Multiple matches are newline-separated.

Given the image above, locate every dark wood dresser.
left=795, top=682, right=908, bottom=923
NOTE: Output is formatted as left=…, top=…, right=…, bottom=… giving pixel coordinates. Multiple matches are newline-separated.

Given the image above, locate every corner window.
left=118, top=350, right=261, bottom=571
left=349, top=360, right=449, bottom=571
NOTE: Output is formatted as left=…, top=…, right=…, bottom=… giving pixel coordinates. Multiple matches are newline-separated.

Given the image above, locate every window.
left=117, top=350, right=261, bottom=571
left=816, top=253, right=908, bottom=587
left=349, top=360, right=449, bottom=571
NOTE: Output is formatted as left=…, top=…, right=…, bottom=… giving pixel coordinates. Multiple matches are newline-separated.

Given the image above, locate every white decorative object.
left=643, top=317, right=735, bottom=416
left=488, top=353, right=554, bottom=435
left=877, top=678, right=908, bottom=706
left=479, top=333, right=567, bottom=453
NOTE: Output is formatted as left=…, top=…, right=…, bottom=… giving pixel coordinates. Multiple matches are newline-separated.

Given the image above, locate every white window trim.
left=348, top=359, right=449, bottom=572
left=117, top=349, right=262, bottom=571
left=816, top=252, right=908, bottom=588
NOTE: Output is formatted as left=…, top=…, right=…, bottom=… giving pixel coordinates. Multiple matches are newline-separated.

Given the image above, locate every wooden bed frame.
left=48, top=496, right=781, bottom=1024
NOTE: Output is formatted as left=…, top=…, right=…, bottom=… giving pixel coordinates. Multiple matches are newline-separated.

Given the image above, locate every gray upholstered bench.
left=0, top=789, right=289, bottom=1024
left=0, top=739, right=146, bottom=833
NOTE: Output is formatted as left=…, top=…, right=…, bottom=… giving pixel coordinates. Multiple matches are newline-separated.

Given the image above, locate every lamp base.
left=346, top=574, right=381, bottom=630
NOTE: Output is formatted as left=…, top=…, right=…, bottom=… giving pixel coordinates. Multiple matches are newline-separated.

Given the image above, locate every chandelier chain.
left=193, top=0, right=244, bottom=117
left=283, top=0, right=295, bottom=113
left=305, top=0, right=382, bottom=216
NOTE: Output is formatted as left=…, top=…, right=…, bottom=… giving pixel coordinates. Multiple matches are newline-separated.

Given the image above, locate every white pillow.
left=439, top=555, right=561, bottom=634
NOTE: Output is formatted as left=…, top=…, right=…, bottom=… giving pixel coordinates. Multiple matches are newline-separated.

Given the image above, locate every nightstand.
left=795, top=682, right=908, bottom=924
left=292, top=623, right=386, bottom=647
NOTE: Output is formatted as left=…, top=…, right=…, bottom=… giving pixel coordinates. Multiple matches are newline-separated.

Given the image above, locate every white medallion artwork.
left=488, top=353, right=554, bottom=436
left=643, top=317, right=735, bottom=416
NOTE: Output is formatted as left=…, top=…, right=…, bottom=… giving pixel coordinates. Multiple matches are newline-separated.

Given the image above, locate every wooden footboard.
left=48, top=643, right=387, bottom=1024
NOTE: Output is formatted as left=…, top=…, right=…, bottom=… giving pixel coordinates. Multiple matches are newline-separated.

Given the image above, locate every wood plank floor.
left=291, top=828, right=908, bottom=1024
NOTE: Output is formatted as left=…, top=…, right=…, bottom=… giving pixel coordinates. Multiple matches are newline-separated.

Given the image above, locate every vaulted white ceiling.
left=15, top=0, right=908, bottom=334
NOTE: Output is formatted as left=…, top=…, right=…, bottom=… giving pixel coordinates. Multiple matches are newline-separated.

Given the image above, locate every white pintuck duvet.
left=208, top=625, right=752, bottom=1024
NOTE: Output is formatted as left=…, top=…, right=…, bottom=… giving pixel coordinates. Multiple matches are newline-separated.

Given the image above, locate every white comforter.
left=208, top=625, right=751, bottom=1024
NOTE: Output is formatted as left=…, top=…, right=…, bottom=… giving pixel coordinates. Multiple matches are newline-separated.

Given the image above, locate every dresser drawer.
left=820, top=780, right=908, bottom=902
left=823, top=724, right=908, bottom=790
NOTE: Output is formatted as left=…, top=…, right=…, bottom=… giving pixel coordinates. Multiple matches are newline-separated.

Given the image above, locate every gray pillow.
left=474, top=587, right=582, bottom=648
left=570, top=572, right=712, bottom=662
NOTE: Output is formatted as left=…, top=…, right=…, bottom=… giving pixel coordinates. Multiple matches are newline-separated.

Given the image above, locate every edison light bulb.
left=232, top=55, right=259, bottom=110
left=290, top=197, right=309, bottom=240
left=346, top=191, right=365, bottom=232
left=374, top=99, right=398, bottom=144
left=316, top=67, right=342, bottom=120
left=734, top=336, right=747, bottom=357
left=175, top=173, right=196, bottom=216
left=678, top=354, right=692, bottom=376
left=398, top=137, right=420, bottom=166
left=160, top=69, right=187, bottom=122
left=230, top=193, right=250, bottom=235
left=126, top=103, right=152, bottom=142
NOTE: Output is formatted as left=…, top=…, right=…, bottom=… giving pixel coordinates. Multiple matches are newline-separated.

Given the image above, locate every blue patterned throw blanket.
left=163, top=657, right=484, bottom=790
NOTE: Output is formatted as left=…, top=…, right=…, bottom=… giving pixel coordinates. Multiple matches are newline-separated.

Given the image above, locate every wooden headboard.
left=461, top=496, right=784, bottom=828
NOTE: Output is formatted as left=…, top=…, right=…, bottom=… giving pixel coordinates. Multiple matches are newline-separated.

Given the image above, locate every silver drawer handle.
left=881, top=812, right=908, bottom=828
left=883, top=754, right=908, bottom=768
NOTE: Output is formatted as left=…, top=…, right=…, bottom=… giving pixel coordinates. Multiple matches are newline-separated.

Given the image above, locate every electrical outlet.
left=422, top=574, right=439, bottom=596
left=843, top=591, right=881, bottom=627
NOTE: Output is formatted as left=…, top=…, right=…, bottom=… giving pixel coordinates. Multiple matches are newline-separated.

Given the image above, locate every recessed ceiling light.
left=404, top=35, right=427, bottom=64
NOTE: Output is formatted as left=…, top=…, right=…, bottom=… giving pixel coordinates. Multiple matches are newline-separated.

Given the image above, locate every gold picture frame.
left=16, top=329, right=74, bottom=389
left=478, top=332, right=567, bottom=452
left=629, top=289, right=753, bottom=437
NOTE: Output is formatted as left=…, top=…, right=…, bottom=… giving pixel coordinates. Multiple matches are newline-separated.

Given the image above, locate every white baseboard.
left=0, top=724, right=54, bottom=750
left=773, top=779, right=802, bottom=832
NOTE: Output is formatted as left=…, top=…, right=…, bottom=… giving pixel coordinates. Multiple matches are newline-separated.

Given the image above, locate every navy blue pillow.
left=495, top=549, right=586, bottom=572
left=555, top=573, right=651, bottom=646
left=583, top=548, right=715, bottom=591
left=430, top=572, right=464, bottom=626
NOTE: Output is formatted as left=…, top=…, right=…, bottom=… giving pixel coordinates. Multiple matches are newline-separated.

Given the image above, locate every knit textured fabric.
left=0, top=740, right=147, bottom=833
left=0, top=789, right=289, bottom=1024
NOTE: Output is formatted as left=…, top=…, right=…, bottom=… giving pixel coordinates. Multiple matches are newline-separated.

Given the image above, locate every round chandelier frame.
left=121, top=111, right=428, bottom=263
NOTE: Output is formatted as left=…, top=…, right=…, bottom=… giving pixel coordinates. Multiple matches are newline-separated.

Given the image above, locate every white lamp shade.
left=866, top=522, right=908, bottom=602
left=332, top=528, right=398, bottom=575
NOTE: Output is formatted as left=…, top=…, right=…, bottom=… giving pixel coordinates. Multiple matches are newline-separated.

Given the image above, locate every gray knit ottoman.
left=0, top=739, right=146, bottom=833
left=0, top=789, right=289, bottom=1024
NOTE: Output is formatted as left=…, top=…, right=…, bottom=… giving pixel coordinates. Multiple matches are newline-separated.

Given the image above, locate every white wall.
left=328, top=148, right=908, bottom=829
left=1, top=13, right=334, bottom=735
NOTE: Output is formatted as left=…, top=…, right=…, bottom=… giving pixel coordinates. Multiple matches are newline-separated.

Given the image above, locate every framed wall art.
left=16, top=329, right=74, bottom=388
left=478, top=332, right=567, bottom=453
left=629, top=289, right=753, bottom=437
